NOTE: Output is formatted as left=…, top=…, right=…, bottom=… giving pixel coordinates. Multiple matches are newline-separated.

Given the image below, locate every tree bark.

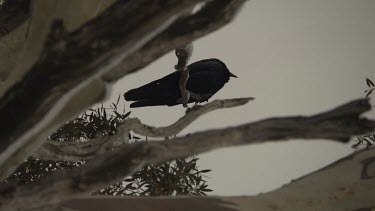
left=33, top=98, right=254, bottom=161
left=175, top=43, right=193, bottom=107
left=0, top=99, right=373, bottom=210
left=60, top=148, right=375, bottom=211
left=102, top=0, right=246, bottom=82
left=0, top=0, right=247, bottom=181
left=0, top=1, right=373, bottom=211
left=0, top=0, right=211, bottom=180
left=0, top=0, right=30, bottom=38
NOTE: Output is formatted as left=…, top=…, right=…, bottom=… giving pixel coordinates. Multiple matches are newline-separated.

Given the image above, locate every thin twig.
left=175, top=43, right=193, bottom=107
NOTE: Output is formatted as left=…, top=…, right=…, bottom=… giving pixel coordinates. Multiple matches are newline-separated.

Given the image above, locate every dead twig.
left=175, top=43, right=193, bottom=107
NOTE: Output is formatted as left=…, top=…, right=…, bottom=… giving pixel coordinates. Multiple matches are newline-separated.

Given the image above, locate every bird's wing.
left=124, top=71, right=181, bottom=101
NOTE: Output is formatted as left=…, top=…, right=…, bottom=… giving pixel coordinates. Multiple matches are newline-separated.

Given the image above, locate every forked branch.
left=33, top=97, right=254, bottom=161
left=0, top=99, right=373, bottom=210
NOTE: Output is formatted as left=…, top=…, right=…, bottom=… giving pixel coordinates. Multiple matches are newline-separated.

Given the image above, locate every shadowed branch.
left=0, top=0, right=247, bottom=181
left=0, top=0, right=208, bottom=180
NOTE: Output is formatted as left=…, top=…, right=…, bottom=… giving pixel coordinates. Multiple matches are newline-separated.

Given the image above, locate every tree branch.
left=0, top=0, right=247, bottom=181
left=61, top=148, right=375, bottom=211
left=33, top=97, right=254, bottom=161
left=102, top=0, right=247, bottom=81
left=0, top=0, right=30, bottom=38
left=0, top=0, right=205, bottom=180
left=0, top=98, right=373, bottom=210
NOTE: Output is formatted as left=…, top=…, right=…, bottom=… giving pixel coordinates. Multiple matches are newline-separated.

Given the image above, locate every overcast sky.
left=105, top=0, right=375, bottom=196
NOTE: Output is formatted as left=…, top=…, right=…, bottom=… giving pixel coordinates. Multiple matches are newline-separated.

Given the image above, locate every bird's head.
left=209, top=58, right=238, bottom=81
left=224, top=65, right=238, bottom=82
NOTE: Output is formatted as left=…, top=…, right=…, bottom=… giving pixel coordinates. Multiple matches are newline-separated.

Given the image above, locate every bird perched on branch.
left=124, top=58, right=237, bottom=108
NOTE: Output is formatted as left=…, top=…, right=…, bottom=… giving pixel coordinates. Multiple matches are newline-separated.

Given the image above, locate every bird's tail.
left=129, top=99, right=179, bottom=108
left=124, top=83, right=171, bottom=101
left=124, top=88, right=144, bottom=101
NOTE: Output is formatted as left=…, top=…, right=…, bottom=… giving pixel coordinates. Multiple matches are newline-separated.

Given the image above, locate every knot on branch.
left=45, top=19, right=70, bottom=52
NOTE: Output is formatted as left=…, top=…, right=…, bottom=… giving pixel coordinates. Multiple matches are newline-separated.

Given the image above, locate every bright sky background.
left=104, top=0, right=375, bottom=196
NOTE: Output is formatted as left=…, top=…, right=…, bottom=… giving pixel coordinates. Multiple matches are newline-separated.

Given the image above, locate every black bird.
left=124, top=58, right=237, bottom=108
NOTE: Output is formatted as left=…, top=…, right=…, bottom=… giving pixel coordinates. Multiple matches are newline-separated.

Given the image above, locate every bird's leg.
left=185, top=101, right=203, bottom=114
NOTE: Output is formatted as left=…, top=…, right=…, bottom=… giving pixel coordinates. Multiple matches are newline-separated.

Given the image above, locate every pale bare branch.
left=33, top=97, right=254, bottom=161
left=175, top=43, right=193, bottom=107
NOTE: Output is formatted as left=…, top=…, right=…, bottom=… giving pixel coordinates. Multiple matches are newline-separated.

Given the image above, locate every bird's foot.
left=185, top=103, right=203, bottom=114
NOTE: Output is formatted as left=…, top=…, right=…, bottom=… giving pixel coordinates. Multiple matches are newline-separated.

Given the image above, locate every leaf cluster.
left=365, top=78, right=375, bottom=98
left=4, top=96, right=212, bottom=196
left=49, top=96, right=130, bottom=142
left=94, top=157, right=212, bottom=196
left=4, top=157, right=84, bottom=185
left=352, top=133, right=375, bottom=150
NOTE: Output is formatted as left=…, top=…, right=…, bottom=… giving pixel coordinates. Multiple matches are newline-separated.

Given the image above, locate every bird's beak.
left=229, top=72, right=238, bottom=78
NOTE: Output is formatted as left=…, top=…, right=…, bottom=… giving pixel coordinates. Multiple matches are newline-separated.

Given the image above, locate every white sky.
left=105, top=0, right=375, bottom=196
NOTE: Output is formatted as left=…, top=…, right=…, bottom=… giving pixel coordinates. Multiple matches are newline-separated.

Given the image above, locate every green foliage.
left=4, top=96, right=212, bottom=196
